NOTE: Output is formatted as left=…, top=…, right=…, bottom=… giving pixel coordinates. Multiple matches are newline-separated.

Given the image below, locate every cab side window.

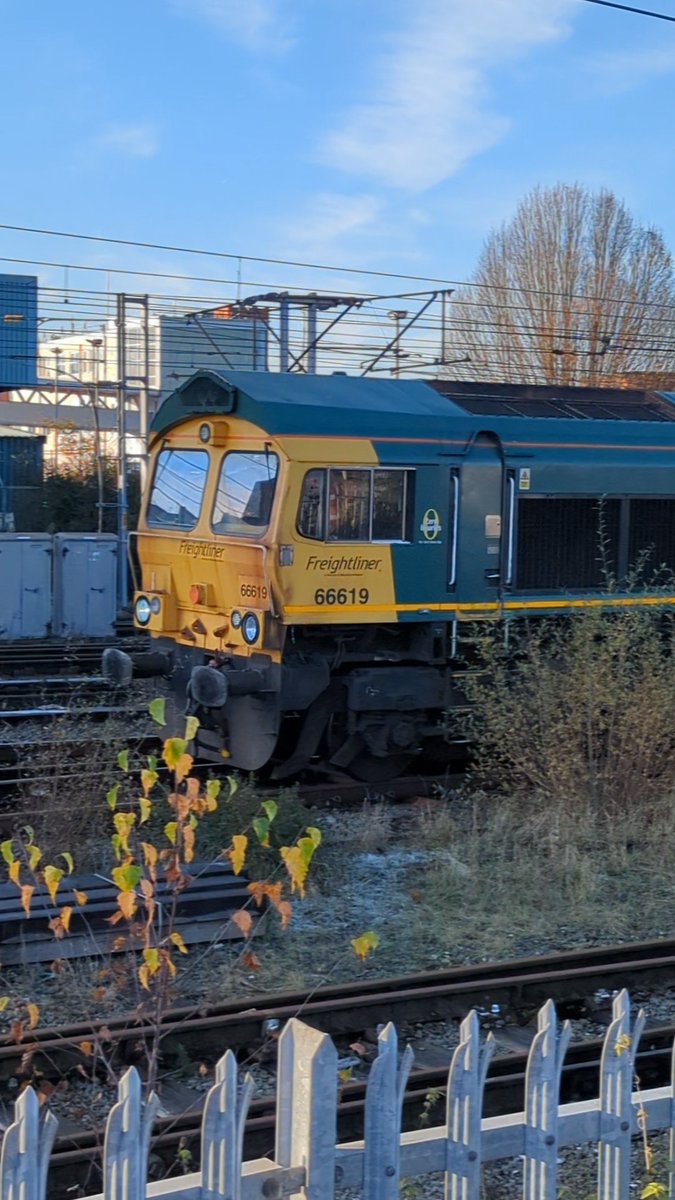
left=297, top=468, right=414, bottom=542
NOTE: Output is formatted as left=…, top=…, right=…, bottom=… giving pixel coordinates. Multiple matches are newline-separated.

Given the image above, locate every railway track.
left=3, top=936, right=674, bottom=1085
left=16, top=937, right=675, bottom=1197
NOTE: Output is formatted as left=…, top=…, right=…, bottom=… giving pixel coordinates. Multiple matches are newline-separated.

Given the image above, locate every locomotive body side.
left=126, top=370, right=675, bottom=779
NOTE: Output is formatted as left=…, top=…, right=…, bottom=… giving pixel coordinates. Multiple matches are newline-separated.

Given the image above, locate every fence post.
left=0, top=1084, right=58, bottom=1200
left=276, top=1017, right=338, bottom=1200
left=597, top=988, right=646, bottom=1200
left=522, top=998, right=572, bottom=1200
left=363, top=1022, right=414, bottom=1200
left=445, top=1010, right=495, bottom=1200
left=104, top=1066, right=160, bottom=1200
left=202, top=1050, right=254, bottom=1200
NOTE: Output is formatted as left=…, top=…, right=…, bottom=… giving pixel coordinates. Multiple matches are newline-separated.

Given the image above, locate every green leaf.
left=305, top=826, right=322, bottom=848
left=164, top=821, right=178, bottom=846
left=147, top=754, right=158, bottom=771
left=148, top=698, right=166, bottom=727
left=112, top=864, right=142, bottom=892
left=262, top=800, right=278, bottom=824
left=162, top=737, right=188, bottom=770
left=227, top=776, right=238, bottom=798
left=117, top=750, right=129, bottom=773
left=60, top=852, right=74, bottom=875
left=0, top=841, right=14, bottom=866
left=111, top=833, right=123, bottom=861
left=185, top=714, right=200, bottom=741
left=107, top=784, right=120, bottom=811
left=252, top=817, right=270, bottom=847
left=206, top=778, right=222, bottom=801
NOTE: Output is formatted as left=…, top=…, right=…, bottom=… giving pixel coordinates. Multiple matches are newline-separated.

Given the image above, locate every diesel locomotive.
left=112, top=370, right=675, bottom=780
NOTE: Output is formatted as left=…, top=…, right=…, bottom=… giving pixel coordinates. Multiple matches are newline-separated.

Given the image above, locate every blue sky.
left=2, top=0, right=675, bottom=297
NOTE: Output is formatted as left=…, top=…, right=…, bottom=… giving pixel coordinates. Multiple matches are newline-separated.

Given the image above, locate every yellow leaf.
left=164, top=821, right=177, bottom=847
left=185, top=714, right=200, bottom=741
left=279, top=846, right=308, bottom=898
left=60, top=852, right=74, bottom=875
left=8, top=860, right=20, bottom=886
left=20, top=884, right=34, bottom=916
left=170, top=931, right=188, bottom=954
left=351, top=930, right=380, bottom=962
left=27, top=845, right=41, bottom=871
left=74, top=890, right=88, bottom=907
left=141, top=842, right=158, bottom=868
left=0, top=840, right=14, bottom=865
left=232, top=909, right=253, bottom=937
left=615, top=1033, right=632, bottom=1057
left=227, top=835, right=248, bottom=876
left=43, top=865, right=64, bottom=904
left=162, top=737, right=188, bottom=771
left=26, top=1002, right=39, bottom=1030
left=0, top=996, right=9, bottom=1012
left=141, top=769, right=158, bottom=798
left=139, top=797, right=152, bottom=825
left=164, top=951, right=177, bottom=978
left=60, top=906, right=73, bottom=933
left=79, top=1040, right=93, bottom=1056
left=138, top=964, right=151, bottom=991
left=142, top=947, right=160, bottom=976
left=113, top=812, right=136, bottom=853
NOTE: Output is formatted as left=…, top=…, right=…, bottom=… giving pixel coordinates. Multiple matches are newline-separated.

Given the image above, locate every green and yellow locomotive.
left=117, top=370, right=675, bottom=779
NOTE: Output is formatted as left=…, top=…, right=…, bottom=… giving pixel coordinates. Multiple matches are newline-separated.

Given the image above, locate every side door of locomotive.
left=452, top=433, right=505, bottom=606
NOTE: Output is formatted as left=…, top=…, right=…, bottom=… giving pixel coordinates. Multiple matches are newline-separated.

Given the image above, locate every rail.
left=2, top=989, right=673, bottom=1200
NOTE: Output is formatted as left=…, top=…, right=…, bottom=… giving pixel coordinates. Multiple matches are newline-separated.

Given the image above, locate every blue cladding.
left=0, top=275, right=38, bottom=387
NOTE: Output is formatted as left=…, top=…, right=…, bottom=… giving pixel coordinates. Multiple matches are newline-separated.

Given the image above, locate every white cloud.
left=169, top=0, right=291, bottom=51
left=95, top=122, right=159, bottom=158
left=319, top=0, right=579, bottom=191
left=283, top=192, right=383, bottom=255
left=584, top=44, right=675, bottom=96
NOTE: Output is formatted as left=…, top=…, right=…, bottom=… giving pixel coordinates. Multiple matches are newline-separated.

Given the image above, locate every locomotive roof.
left=151, top=369, right=675, bottom=440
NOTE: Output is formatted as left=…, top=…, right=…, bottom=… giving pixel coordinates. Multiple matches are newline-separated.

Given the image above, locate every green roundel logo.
left=420, top=508, right=442, bottom=541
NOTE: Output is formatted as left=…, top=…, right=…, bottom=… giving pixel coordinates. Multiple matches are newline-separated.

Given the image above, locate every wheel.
left=325, top=712, right=413, bottom=782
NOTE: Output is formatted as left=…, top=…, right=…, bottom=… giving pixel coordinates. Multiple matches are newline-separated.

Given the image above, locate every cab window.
left=147, top=449, right=209, bottom=530
left=297, top=468, right=414, bottom=542
left=212, top=451, right=279, bottom=536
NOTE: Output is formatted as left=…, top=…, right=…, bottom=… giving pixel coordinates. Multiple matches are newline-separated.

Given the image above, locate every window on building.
left=212, top=451, right=279, bottom=536
left=147, top=449, right=209, bottom=530
left=298, top=468, right=414, bottom=542
left=516, top=497, right=620, bottom=590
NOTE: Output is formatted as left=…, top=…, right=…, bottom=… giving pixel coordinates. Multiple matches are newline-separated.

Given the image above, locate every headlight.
left=242, top=612, right=260, bottom=645
left=135, top=595, right=152, bottom=626
left=150, top=596, right=161, bottom=615
left=231, top=610, right=242, bottom=629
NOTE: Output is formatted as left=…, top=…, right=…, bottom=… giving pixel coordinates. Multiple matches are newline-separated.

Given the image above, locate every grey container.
left=0, top=534, right=52, bottom=639
left=53, top=534, right=118, bottom=637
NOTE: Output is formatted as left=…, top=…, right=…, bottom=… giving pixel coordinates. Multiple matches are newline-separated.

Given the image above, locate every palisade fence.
left=2, top=988, right=674, bottom=1200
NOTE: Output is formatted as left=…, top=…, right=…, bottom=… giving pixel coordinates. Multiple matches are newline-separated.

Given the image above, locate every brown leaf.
left=20, top=885, right=34, bottom=917
left=112, top=936, right=127, bottom=952
left=277, top=900, right=292, bottom=930
left=74, top=890, right=88, bottom=907
left=37, top=1080, right=55, bottom=1105
left=26, top=1003, right=39, bottom=1030
left=117, top=891, right=137, bottom=920
left=9, top=1020, right=25, bottom=1044
left=232, top=909, right=253, bottom=937
left=242, top=949, right=261, bottom=972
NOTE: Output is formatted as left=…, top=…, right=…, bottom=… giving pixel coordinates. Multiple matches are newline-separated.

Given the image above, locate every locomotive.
left=110, top=370, right=675, bottom=780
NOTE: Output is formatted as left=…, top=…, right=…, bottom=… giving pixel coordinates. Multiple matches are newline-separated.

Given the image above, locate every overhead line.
left=581, top=0, right=675, bottom=21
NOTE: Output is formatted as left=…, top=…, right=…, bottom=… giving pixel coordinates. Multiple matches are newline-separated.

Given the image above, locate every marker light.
left=135, top=596, right=152, bottom=625
left=242, top=612, right=260, bottom=645
left=150, top=596, right=161, bottom=615
left=231, top=610, right=242, bottom=629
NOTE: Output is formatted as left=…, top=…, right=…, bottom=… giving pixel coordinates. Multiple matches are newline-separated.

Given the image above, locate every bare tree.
left=448, top=184, right=675, bottom=386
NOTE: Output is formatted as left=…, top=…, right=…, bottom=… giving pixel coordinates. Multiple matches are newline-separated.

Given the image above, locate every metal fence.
left=3, top=988, right=673, bottom=1200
